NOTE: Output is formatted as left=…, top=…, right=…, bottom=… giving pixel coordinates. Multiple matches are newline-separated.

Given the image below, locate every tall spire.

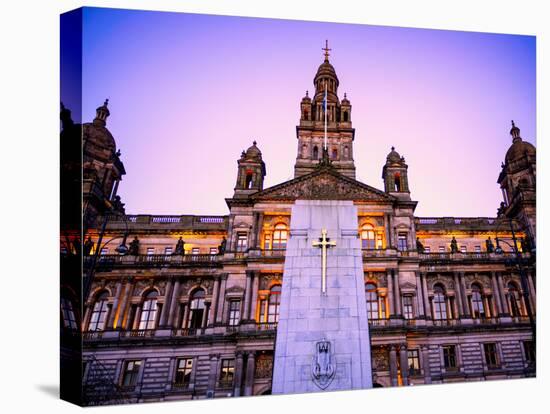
left=322, top=39, right=331, bottom=62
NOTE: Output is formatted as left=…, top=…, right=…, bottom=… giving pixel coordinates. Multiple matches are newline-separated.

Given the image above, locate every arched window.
left=302, top=144, right=308, bottom=158
left=343, top=145, right=349, bottom=159
left=365, top=283, right=379, bottom=320
left=139, top=291, right=158, bottom=330
left=245, top=173, right=253, bottom=189
left=331, top=148, right=338, bottom=160
left=188, top=289, right=205, bottom=329
left=394, top=173, right=401, bottom=192
left=313, top=146, right=319, bottom=160
left=343, top=111, right=349, bottom=122
left=304, top=110, right=309, bottom=121
left=432, top=284, right=447, bottom=320
left=507, top=282, right=522, bottom=317
left=361, top=224, right=376, bottom=249
left=89, top=291, right=109, bottom=331
left=470, top=283, right=486, bottom=318
left=272, top=223, right=288, bottom=249
left=61, top=297, right=78, bottom=329
left=267, top=285, right=281, bottom=323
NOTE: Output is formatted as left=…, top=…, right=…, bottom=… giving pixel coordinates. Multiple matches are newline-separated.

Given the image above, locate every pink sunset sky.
left=73, top=8, right=536, bottom=217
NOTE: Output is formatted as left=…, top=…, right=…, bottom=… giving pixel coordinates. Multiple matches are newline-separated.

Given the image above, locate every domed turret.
left=386, top=146, right=403, bottom=164
left=505, top=120, right=536, bottom=164
left=245, top=141, right=262, bottom=159
left=382, top=146, right=410, bottom=198
left=234, top=140, right=266, bottom=196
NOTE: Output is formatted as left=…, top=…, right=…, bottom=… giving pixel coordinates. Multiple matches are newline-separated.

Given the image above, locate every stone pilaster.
left=209, top=276, right=220, bottom=326
left=244, top=351, right=256, bottom=396
left=106, top=281, right=123, bottom=329
left=202, top=303, right=210, bottom=329
left=233, top=351, right=245, bottom=397
left=243, top=271, right=253, bottom=320
left=527, top=271, right=536, bottom=312
left=491, top=272, right=503, bottom=316
left=159, top=279, right=173, bottom=327
left=421, top=346, right=431, bottom=384
left=415, top=272, right=425, bottom=318
left=453, top=272, right=464, bottom=318
left=387, top=269, right=395, bottom=316
left=215, top=274, right=228, bottom=325
left=421, top=273, right=431, bottom=320
left=497, top=272, right=511, bottom=318
left=206, top=354, right=220, bottom=398
left=249, top=272, right=260, bottom=321
left=399, top=344, right=409, bottom=386
left=167, top=279, right=181, bottom=327
left=115, top=278, right=134, bottom=329
left=389, top=345, right=398, bottom=386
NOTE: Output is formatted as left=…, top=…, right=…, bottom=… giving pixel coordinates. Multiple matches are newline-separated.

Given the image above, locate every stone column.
left=243, top=271, right=253, bottom=321
left=491, top=272, right=504, bottom=316
left=244, top=351, right=256, bottom=396
left=393, top=270, right=402, bottom=317
left=201, top=303, right=210, bottom=329
left=399, top=344, right=409, bottom=386
left=233, top=351, right=245, bottom=397
left=497, top=272, right=510, bottom=316
left=132, top=306, right=142, bottom=330
left=209, top=276, right=220, bottom=325
left=215, top=274, right=228, bottom=324
left=182, top=304, right=190, bottom=329
left=159, top=279, right=173, bottom=327
left=384, top=213, right=391, bottom=248
left=527, top=271, right=536, bottom=312
left=207, top=354, right=220, bottom=397
left=453, top=272, right=464, bottom=318
left=459, top=272, right=471, bottom=318
left=421, top=346, right=431, bottom=384
left=82, top=305, right=92, bottom=331
left=116, top=278, right=134, bottom=329
left=387, top=270, right=395, bottom=316
left=167, top=279, right=181, bottom=327
left=421, top=273, right=431, bottom=320
left=106, top=281, right=123, bottom=329
left=389, top=346, right=398, bottom=386
left=249, top=272, right=260, bottom=322
left=415, top=272, right=425, bottom=318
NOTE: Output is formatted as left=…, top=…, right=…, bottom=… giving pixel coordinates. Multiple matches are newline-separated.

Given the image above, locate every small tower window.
left=313, top=146, right=319, bottom=160
left=394, top=173, right=401, bottom=191
left=343, top=146, right=349, bottom=159
left=343, top=111, right=349, bottom=122
left=302, top=144, right=308, bottom=158
left=304, top=110, right=309, bottom=120
left=245, top=173, right=253, bottom=189
left=331, top=148, right=338, bottom=160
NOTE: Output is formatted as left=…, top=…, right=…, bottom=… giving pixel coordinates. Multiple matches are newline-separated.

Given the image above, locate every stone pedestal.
left=272, top=200, right=373, bottom=394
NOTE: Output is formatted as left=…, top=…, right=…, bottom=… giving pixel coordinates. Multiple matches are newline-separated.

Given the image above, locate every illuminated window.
left=219, top=359, right=235, bottom=387
left=272, top=224, right=288, bottom=249
left=432, top=284, right=447, bottom=320
left=191, top=247, right=200, bottom=255
left=403, top=295, right=414, bottom=319
left=236, top=233, right=248, bottom=252
left=475, top=246, right=481, bottom=254
left=397, top=233, right=408, bottom=251
left=460, top=246, right=467, bottom=253
left=188, top=289, right=205, bottom=329
left=139, top=291, right=158, bottom=330
left=443, top=345, right=458, bottom=370
left=165, top=247, right=173, bottom=255
left=88, top=291, right=109, bottom=331
left=394, top=173, right=401, bottom=191
left=407, top=349, right=421, bottom=376
left=264, top=233, right=272, bottom=250
left=361, top=224, right=376, bottom=249
left=174, top=358, right=193, bottom=386
left=365, top=283, right=379, bottom=319
left=61, top=297, right=78, bottom=329
left=470, top=283, right=486, bottom=318
left=245, top=173, right=253, bottom=189
left=210, top=247, right=218, bottom=255
left=228, top=300, right=241, bottom=326
left=424, top=246, right=431, bottom=253
left=438, top=246, right=445, bottom=253
left=483, top=343, right=499, bottom=368
left=146, top=247, right=154, bottom=255
left=121, top=360, right=141, bottom=387
left=267, top=285, right=281, bottom=323
left=331, top=148, right=338, bottom=159
left=100, top=247, right=108, bottom=255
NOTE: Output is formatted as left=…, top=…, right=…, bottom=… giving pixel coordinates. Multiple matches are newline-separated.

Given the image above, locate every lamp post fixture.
left=494, top=217, right=536, bottom=355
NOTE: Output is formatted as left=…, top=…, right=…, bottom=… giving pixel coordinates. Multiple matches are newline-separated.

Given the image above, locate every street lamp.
left=494, top=218, right=536, bottom=354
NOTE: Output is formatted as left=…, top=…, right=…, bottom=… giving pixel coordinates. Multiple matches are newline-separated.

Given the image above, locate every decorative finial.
left=104, top=98, right=109, bottom=106
left=511, top=120, right=515, bottom=127
left=391, top=146, right=395, bottom=151
left=344, top=93, right=347, bottom=99
left=253, top=140, right=257, bottom=146
left=322, top=39, right=331, bottom=61
left=306, top=90, right=309, bottom=97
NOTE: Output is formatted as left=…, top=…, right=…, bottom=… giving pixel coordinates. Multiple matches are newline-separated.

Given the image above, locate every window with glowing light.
left=88, top=291, right=109, bottom=331
left=139, top=291, right=158, bottom=330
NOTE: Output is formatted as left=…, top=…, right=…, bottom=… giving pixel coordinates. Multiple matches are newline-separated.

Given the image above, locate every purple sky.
left=73, top=7, right=536, bottom=217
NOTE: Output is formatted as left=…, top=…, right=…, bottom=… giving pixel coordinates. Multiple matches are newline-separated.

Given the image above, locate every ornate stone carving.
left=311, top=340, right=335, bottom=390
left=254, top=354, right=273, bottom=379
left=259, top=274, right=282, bottom=290
left=372, top=347, right=389, bottom=371
left=427, top=274, right=454, bottom=290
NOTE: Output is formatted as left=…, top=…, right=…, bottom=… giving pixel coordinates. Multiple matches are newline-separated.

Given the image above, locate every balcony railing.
left=120, top=329, right=155, bottom=338
left=172, top=328, right=204, bottom=337
left=255, top=322, right=278, bottom=331
left=85, top=253, right=222, bottom=269
left=419, top=252, right=528, bottom=263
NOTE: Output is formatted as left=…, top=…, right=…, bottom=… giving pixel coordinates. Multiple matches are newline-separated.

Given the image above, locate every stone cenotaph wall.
left=272, top=200, right=373, bottom=394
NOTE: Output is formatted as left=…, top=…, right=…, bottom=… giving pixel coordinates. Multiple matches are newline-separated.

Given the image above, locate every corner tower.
left=294, top=41, right=356, bottom=179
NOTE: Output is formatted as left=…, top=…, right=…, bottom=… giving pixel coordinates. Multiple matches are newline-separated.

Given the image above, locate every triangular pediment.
left=252, top=167, right=395, bottom=202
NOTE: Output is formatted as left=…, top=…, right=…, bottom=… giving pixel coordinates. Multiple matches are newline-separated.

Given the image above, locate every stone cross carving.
left=312, top=229, right=336, bottom=294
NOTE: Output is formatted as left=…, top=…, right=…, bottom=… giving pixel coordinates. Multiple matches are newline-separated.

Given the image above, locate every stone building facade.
left=63, top=50, right=536, bottom=405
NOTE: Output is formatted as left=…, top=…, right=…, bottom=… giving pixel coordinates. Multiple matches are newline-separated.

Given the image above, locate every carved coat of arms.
left=311, top=340, right=335, bottom=389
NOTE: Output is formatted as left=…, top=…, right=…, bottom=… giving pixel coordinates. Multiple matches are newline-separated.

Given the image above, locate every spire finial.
left=344, top=93, right=347, bottom=99
left=391, top=146, right=395, bottom=151
left=322, top=39, right=331, bottom=61
left=253, top=140, right=257, bottom=146
left=104, top=98, right=109, bottom=107
left=306, top=90, right=309, bottom=97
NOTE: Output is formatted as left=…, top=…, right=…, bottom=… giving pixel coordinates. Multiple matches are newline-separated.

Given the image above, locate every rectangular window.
left=438, top=246, right=445, bottom=253
left=264, top=233, right=271, bottom=250
left=146, top=247, right=155, bottom=255
left=397, top=233, right=408, bottom=251
left=191, top=247, right=200, bottom=255
left=121, top=360, right=141, bottom=387
left=475, top=246, right=481, bottom=253
left=61, top=298, right=78, bottom=329
left=174, top=358, right=193, bottom=386
left=424, top=246, right=431, bottom=253
left=523, top=341, right=535, bottom=365
left=228, top=300, right=241, bottom=326
left=443, top=345, right=458, bottom=370
left=100, top=247, right=109, bottom=255
left=237, top=233, right=248, bottom=252
left=210, top=247, right=218, bottom=255
left=259, top=299, right=267, bottom=322
left=219, top=359, right=235, bottom=387
left=483, top=343, right=499, bottom=368
left=407, top=349, right=421, bottom=376
left=165, top=247, right=173, bottom=255
left=460, top=246, right=467, bottom=253
left=403, top=296, right=414, bottom=319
